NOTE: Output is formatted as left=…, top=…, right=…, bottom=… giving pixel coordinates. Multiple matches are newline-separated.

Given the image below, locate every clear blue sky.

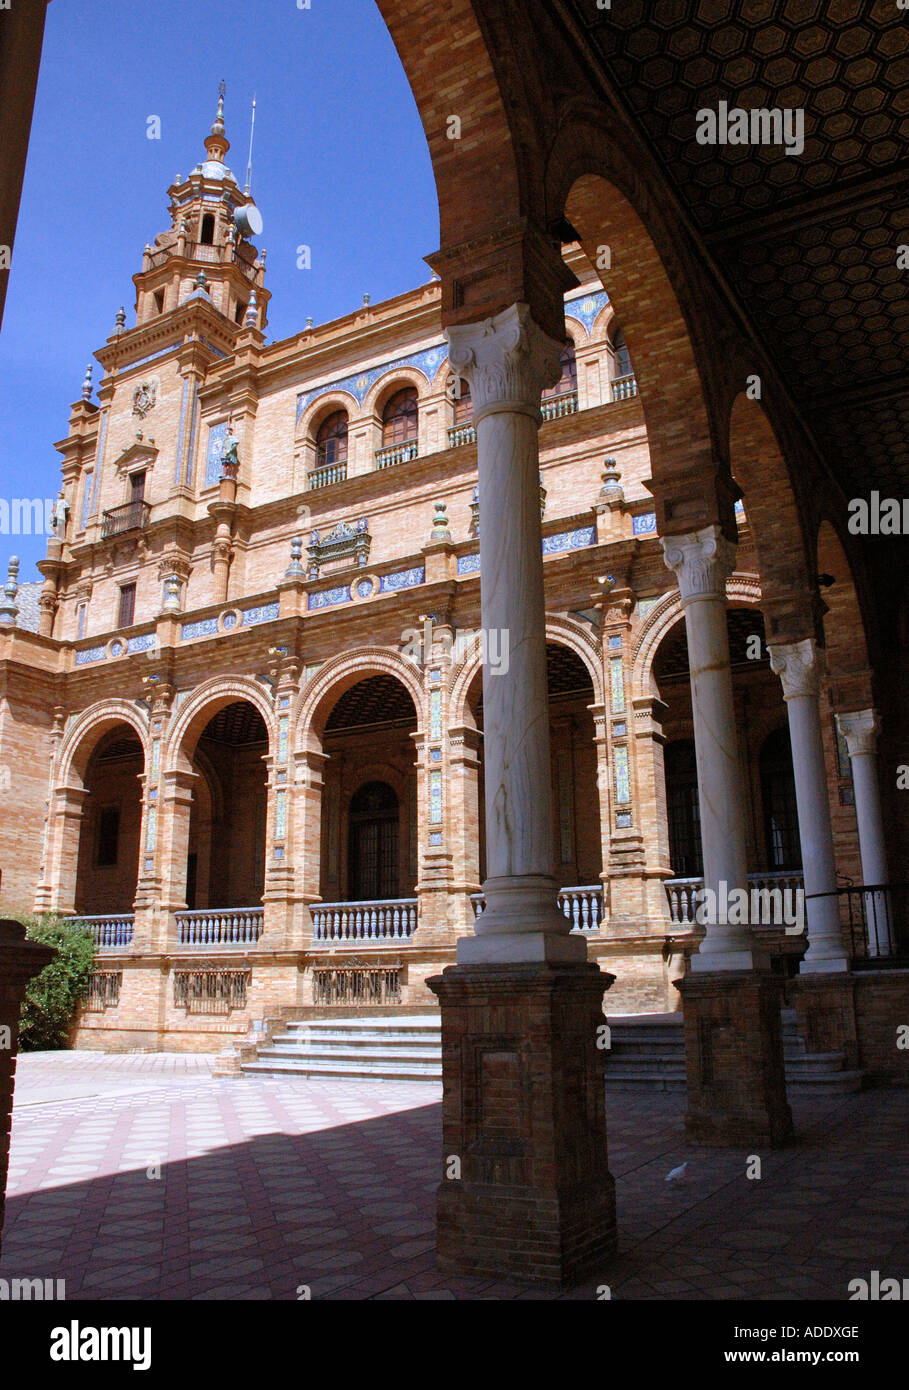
left=0, top=0, right=438, bottom=580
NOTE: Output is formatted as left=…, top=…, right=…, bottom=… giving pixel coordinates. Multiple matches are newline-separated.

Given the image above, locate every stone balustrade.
left=447, top=423, right=477, bottom=448
left=612, top=373, right=638, bottom=400
left=374, top=441, right=419, bottom=469
left=664, top=870, right=805, bottom=925
left=79, top=914, right=135, bottom=949
left=175, top=908, right=264, bottom=947
left=540, top=389, right=578, bottom=421
left=311, top=899, right=418, bottom=942
left=308, top=461, right=348, bottom=489
left=470, top=884, right=604, bottom=932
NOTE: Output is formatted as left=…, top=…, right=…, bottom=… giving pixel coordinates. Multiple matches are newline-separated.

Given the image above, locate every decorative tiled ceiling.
left=324, top=675, right=418, bottom=733
left=654, top=607, right=768, bottom=683
left=560, top=0, right=909, bottom=497
left=199, top=701, right=268, bottom=747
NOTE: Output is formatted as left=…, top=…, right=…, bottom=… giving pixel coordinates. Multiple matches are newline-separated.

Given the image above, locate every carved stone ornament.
left=660, top=524, right=737, bottom=604
left=446, top=302, right=563, bottom=422
left=132, top=381, right=157, bottom=419
left=769, top=637, right=823, bottom=702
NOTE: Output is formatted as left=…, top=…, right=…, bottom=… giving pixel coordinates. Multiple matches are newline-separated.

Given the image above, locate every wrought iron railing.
left=311, top=899, right=417, bottom=942
left=806, top=883, right=908, bottom=965
left=173, top=967, right=250, bottom=1014
left=612, top=373, right=638, bottom=401
left=312, top=962, right=402, bottom=1006
left=175, top=907, right=264, bottom=947
left=101, top=501, right=150, bottom=539
left=665, top=871, right=805, bottom=925
left=308, top=462, right=347, bottom=489
left=374, top=441, right=419, bottom=469
left=78, top=914, right=135, bottom=949
left=448, top=423, right=477, bottom=448
left=83, top=971, right=122, bottom=1010
left=540, top=389, right=579, bottom=421
left=470, top=884, right=604, bottom=932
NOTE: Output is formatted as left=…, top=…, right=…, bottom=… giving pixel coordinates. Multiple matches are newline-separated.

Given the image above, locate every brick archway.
left=165, top=677, right=276, bottom=776
left=296, top=649, right=425, bottom=753
left=57, top=700, right=149, bottom=790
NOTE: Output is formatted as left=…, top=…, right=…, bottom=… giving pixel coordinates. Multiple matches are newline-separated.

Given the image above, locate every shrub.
left=18, top=915, right=95, bottom=1052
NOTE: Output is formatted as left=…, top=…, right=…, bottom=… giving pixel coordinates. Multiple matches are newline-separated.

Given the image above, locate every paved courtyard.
left=1, top=1051, right=907, bottom=1300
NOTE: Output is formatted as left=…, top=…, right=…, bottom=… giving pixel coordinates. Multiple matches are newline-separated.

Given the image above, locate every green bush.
left=18, top=915, right=95, bottom=1052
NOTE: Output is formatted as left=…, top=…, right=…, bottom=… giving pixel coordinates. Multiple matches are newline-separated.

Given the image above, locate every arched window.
left=664, top=739, right=703, bottom=878
left=611, top=326, right=632, bottom=378
left=453, top=379, right=472, bottom=425
left=541, top=343, right=577, bottom=401
left=200, top=213, right=216, bottom=246
left=382, top=387, right=418, bottom=446
left=315, top=410, right=349, bottom=467
left=348, top=781, right=399, bottom=901
left=760, top=727, right=802, bottom=871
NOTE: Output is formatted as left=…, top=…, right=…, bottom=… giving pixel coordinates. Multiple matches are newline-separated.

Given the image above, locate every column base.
left=678, top=970, right=794, bottom=1148
left=428, top=962, right=617, bottom=1289
left=792, top=971, right=859, bottom=1070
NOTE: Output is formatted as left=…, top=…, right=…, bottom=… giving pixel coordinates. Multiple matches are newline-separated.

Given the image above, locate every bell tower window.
left=153, top=289, right=164, bottom=314
left=200, top=213, right=216, bottom=246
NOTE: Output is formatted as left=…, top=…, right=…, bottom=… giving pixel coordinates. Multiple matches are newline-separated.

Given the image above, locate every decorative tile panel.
left=610, top=657, right=626, bottom=713
left=457, top=552, right=480, bottom=576
left=145, top=806, right=157, bottom=853
left=242, top=602, right=280, bottom=627
left=429, top=770, right=443, bottom=825
left=275, top=789, right=287, bottom=840
left=278, top=716, right=289, bottom=764
left=563, top=289, right=609, bottom=334
left=127, top=633, right=156, bottom=654
left=205, top=422, right=228, bottom=487
left=632, top=512, right=657, bottom=536
left=542, top=526, right=596, bottom=555
left=380, top=566, right=425, bottom=593
left=614, top=745, right=631, bottom=805
left=308, top=585, right=351, bottom=611
left=296, top=344, right=448, bottom=422
left=609, top=635, right=623, bottom=649
left=181, top=617, right=219, bottom=641
left=429, top=690, right=442, bottom=742
left=75, top=646, right=107, bottom=666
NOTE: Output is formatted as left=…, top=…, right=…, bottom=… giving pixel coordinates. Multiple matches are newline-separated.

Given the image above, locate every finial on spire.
left=212, top=79, right=226, bottom=136
left=81, top=363, right=93, bottom=401
left=244, top=289, right=258, bottom=329
left=0, top=556, right=20, bottom=627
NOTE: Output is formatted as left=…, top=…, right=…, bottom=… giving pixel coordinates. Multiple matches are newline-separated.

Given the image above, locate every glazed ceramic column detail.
left=661, top=526, right=753, bottom=970
left=838, top=709, right=893, bottom=957
left=768, top=639, right=847, bottom=971
left=447, top=302, right=584, bottom=964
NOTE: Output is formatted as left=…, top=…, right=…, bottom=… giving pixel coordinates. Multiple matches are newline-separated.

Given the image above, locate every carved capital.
left=837, top=708, right=879, bottom=759
left=446, top=302, right=562, bottom=422
left=769, top=637, right=824, bottom=702
left=660, top=524, right=736, bottom=604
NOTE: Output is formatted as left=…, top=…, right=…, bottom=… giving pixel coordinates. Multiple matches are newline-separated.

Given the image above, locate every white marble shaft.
left=661, top=525, right=754, bottom=970
left=769, top=638, right=847, bottom=972
left=838, top=708, right=892, bottom=955
left=447, top=303, right=585, bottom=963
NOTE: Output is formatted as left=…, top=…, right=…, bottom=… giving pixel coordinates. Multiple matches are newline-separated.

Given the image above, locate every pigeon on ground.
left=665, top=1162, right=688, bottom=1184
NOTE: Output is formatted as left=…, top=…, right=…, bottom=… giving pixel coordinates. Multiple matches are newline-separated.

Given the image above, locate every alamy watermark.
left=0, top=497, right=60, bottom=537
left=695, top=102, right=804, bottom=157
left=695, top=879, right=805, bottom=933
left=402, top=616, right=509, bottom=676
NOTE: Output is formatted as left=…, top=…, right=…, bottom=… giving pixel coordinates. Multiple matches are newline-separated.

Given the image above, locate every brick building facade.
left=0, top=100, right=871, bottom=1050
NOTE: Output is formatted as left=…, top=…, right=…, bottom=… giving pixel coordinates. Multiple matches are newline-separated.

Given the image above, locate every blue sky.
left=0, top=0, right=438, bottom=579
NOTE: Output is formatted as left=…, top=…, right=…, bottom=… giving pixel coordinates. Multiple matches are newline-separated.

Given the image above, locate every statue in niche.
left=220, top=425, right=240, bottom=477
left=51, top=490, right=69, bottom=539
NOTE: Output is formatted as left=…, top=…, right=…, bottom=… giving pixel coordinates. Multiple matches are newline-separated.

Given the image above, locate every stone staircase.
left=604, top=1009, right=864, bottom=1094
left=237, top=1008, right=863, bottom=1092
left=240, top=1016, right=443, bottom=1081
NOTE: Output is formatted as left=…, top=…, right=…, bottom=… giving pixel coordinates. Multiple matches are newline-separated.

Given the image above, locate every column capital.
left=838, top=708, right=879, bottom=758
left=446, top=302, right=563, bottom=423
left=769, top=636, right=824, bottom=701
left=660, top=524, right=736, bottom=604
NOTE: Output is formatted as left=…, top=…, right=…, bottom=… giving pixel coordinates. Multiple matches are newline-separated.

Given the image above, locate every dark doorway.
left=348, top=781, right=399, bottom=901
left=664, top=739, right=703, bottom=877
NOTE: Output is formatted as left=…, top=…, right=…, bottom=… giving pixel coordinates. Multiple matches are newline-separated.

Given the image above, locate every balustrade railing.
left=807, top=883, right=909, bottom=965
left=311, top=899, right=417, bottom=942
left=470, top=884, right=604, bottom=933
left=665, top=870, right=805, bottom=925
left=101, top=501, right=150, bottom=539
left=374, top=441, right=419, bottom=470
left=447, top=423, right=477, bottom=448
left=175, top=907, right=264, bottom=947
left=308, top=461, right=347, bottom=489
left=540, top=390, right=579, bottom=422
left=78, top=915, right=135, bottom=949
left=612, top=373, right=638, bottom=401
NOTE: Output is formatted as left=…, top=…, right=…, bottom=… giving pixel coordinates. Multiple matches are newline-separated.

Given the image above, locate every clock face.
left=234, top=203, right=263, bottom=238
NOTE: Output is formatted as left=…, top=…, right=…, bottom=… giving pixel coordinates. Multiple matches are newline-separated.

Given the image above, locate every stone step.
left=241, top=1057, right=442, bottom=1080
left=259, top=1044, right=441, bottom=1063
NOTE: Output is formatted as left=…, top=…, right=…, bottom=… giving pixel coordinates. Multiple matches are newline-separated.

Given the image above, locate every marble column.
left=429, top=303, right=616, bottom=1286
left=447, top=303, right=584, bottom=964
left=768, top=638, right=847, bottom=971
left=661, top=526, right=754, bottom=970
left=838, top=709, right=893, bottom=956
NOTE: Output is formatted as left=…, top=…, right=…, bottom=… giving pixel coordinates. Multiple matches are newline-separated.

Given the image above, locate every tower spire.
left=204, top=81, right=230, bottom=165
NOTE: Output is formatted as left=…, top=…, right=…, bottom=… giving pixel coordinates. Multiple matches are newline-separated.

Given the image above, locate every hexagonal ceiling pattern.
left=561, top=0, right=909, bottom=500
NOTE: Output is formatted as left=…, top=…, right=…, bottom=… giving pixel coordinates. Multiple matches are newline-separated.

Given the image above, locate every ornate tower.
left=132, top=85, right=269, bottom=331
